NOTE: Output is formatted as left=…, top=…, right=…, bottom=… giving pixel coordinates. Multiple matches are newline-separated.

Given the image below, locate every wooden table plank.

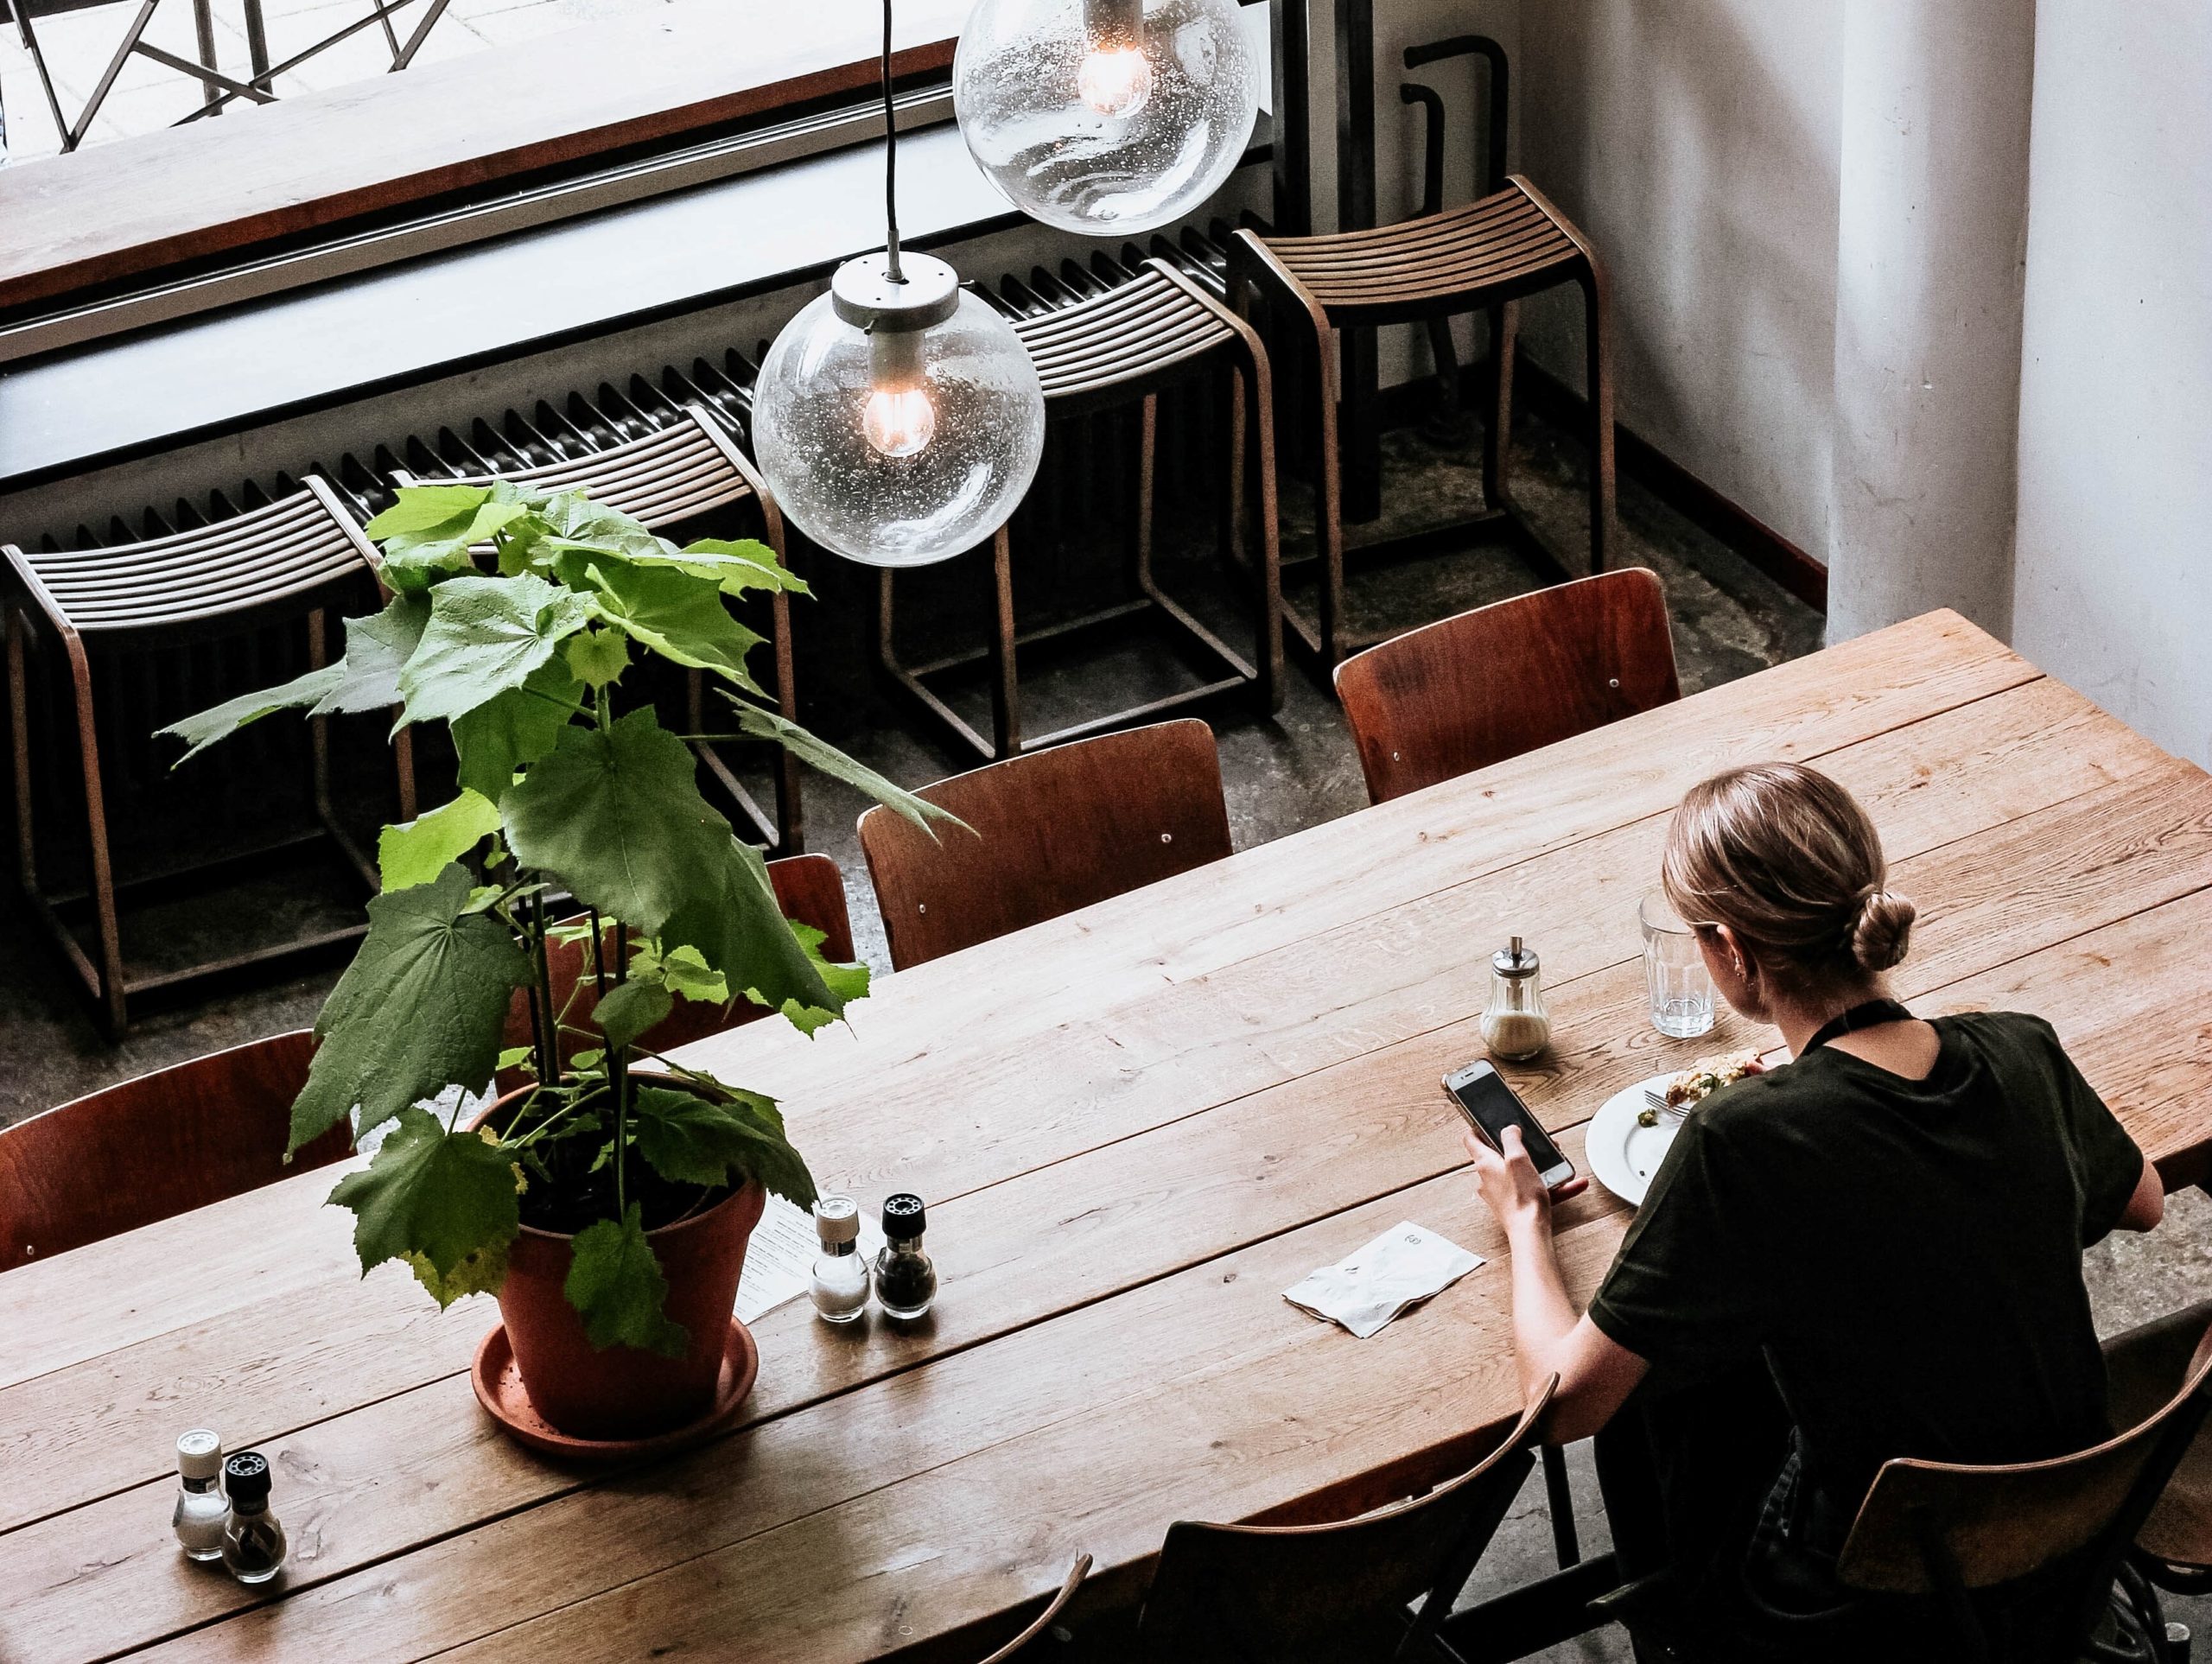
left=29, top=753, right=2212, bottom=1663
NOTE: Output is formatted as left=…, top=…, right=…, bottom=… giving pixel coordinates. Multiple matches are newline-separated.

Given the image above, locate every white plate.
left=1586, top=1075, right=1686, bottom=1207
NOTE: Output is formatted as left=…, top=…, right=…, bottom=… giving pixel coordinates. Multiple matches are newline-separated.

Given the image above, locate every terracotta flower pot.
left=472, top=1083, right=766, bottom=1442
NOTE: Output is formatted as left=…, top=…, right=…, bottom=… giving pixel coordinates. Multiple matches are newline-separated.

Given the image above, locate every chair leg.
left=63, top=635, right=126, bottom=1037
left=1485, top=300, right=1519, bottom=516
left=1224, top=364, right=1249, bottom=574
left=1135, top=393, right=1158, bottom=592
left=1541, top=1443, right=1581, bottom=1566
left=1244, top=348, right=1287, bottom=715
left=1308, top=316, right=1346, bottom=670
left=768, top=588, right=803, bottom=852
left=8, top=606, right=35, bottom=895
left=988, top=527, right=1020, bottom=758
left=1581, top=265, right=1617, bottom=576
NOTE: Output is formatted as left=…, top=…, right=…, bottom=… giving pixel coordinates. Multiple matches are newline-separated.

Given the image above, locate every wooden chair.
left=881, top=257, right=1283, bottom=763
left=976, top=1556, right=1093, bottom=1664
left=0, top=1030, right=352, bottom=1271
left=856, top=718, right=1232, bottom=971
left=2106, top=1299, right=2212, bottom=1594
left=3, top=479, right=414, bottom=1036
left=391, top=402, right=803, bottom=853
left=1333, top=568, right=1680, bottom=803
left=1229, top=176, right=1615, bottom=670
left=1116, top=1381, right=1553, bottom=1662
left=505, top=853, right=854, bottom=1075
left=1831, top=1316, right=2212, bottom=1664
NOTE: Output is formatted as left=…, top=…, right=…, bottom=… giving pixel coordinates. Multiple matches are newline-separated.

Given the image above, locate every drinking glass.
left=1640, top=891, right=1715, bottom=1038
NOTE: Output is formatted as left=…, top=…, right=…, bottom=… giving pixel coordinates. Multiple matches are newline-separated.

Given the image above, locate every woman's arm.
left=1465, top=1125, right=1650, bottom=1442
left=2118, top=1153, right=2164, bottom=1233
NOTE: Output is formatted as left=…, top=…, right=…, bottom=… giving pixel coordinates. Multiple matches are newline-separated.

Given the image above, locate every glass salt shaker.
left=172, top=1429, right=228, bottom=1561
left=874, top=1193, right=938, bottom=1321
left=1480, top=936, right=1551, bottom=1061
left=810, top=1194, right=870, bottom=1324
left=219, top=1451, right=287, bottom=1585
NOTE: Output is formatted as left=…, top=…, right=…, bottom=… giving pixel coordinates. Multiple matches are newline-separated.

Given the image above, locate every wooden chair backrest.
left=2103, top=1298, right=2212, bottom=1567
left=1839, top=1318, right=2212, bottom=1595
left=976, top=1555, right=1092, bottom=1664
left=1333, top=568, right=1680, bottom=803
left=1130, top=1383, right=1554, bottom=1663
left=505, top=853, right=855, bottom=1071
left=858, top=720, right=1233, bottom=971
left=0, top=1031, right=349, bottom=1272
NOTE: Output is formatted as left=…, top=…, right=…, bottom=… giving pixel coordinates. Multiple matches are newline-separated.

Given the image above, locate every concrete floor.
left=4, top=408, right=2208, bottom=1656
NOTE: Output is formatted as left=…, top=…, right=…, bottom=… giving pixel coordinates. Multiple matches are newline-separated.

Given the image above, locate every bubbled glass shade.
left=752, top=285, right=1046, bottom=568
left=953, top=0, right=1259, bottom=236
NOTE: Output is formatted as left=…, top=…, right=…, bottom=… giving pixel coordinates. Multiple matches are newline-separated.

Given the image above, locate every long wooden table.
left=8, top=609, right=2212, bottom=1661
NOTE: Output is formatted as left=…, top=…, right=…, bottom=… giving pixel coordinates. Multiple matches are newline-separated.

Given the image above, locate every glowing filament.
left=1077, top=45, right=1153, bottom=117
left=862, top=384, right=937, bottom=458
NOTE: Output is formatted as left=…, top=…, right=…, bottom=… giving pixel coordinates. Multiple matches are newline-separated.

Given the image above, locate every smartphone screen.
left=1445, top=1061, right=1575, bottom=1188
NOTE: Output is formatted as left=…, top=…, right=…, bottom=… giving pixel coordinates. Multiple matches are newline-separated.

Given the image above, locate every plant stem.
left=588, top=909, right=610, bottom=998
left=527, top=891, right=559, bottom=1089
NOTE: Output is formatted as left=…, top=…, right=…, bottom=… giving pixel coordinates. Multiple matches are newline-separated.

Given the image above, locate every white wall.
left=1509, top=0, right=1844, bottom=561
left=2011, top=0, right=2212, bottom=765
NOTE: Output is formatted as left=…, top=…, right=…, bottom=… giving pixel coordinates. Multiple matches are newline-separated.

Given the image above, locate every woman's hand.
left=1463, top=1123, right=1586, bottom=1233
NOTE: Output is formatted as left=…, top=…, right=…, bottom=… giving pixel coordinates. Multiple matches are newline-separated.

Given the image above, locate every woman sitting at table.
left=1462, top=761, right=2165, bottom=1658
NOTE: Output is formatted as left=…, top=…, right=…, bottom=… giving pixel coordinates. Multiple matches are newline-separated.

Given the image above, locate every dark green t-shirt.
left=1588, top=1012, right=2144, bottom=1527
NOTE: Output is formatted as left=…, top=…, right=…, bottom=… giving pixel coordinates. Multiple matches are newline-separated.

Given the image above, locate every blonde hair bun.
left=1851, top=889, right=1916, bottom=973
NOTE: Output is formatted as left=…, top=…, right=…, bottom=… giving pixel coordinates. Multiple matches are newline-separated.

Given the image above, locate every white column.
left=1827, top=0, right=2037, bottom=643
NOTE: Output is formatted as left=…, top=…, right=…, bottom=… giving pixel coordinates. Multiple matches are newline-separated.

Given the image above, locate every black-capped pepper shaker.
left=172, top=1429, right=228, bottom=1561
left=219, top=1451, right=287, bottom=1585
left=874, top=1193, right=937, bottom=1320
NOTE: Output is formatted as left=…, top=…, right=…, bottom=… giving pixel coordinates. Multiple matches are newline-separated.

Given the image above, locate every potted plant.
left=164, top=482, right=949, bottom=1441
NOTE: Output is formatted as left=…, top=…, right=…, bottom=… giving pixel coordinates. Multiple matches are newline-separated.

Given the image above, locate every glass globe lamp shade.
left=753, top=251, right=1046, bottom=568
left=953, top=0, right=1259, bottom=236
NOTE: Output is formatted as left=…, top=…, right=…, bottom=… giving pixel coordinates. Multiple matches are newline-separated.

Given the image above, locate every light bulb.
left=861, top=384, right=937, bottom=458
left=1077, top=44, right=1152, bottom=117
left=753, top=251, right=1046, bottom=568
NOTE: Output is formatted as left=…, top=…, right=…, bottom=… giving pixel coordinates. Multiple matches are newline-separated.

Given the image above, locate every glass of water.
left=1640, top=891, right=1716, bottom=1038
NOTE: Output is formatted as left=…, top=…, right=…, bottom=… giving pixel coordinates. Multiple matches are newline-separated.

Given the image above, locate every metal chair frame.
left=879, top=257, right=1283, bottom=764
left=1229, top=175, right=1617, bottom=671
left=391, top=401, right=803, bottom=854
left=9, top=0, right=454, bottom=155
left=3, top=476, right=414, bottom=1036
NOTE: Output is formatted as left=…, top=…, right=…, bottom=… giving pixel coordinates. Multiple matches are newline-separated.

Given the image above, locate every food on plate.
left=1664, top=1050, right=1763, bottom=1108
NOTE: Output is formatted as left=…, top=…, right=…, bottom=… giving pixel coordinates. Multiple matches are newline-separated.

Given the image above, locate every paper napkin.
left=1281, top=1221, right=1484, bottom=1339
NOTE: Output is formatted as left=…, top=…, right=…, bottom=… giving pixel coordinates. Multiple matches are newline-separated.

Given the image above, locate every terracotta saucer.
left=472, top=1317, right=759, bottom=1461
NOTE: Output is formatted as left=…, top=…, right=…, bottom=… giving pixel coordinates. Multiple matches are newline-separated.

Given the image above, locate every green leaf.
left=291, top=865, right=532, bottom=1150
left=781, top=922, right=869, bottom=1037
left=565, top=628, right=629, bottom=689
left=594, top=977, right=673, bottom=1053
left=450, top=658, right=583, bottom=801
left=397, top=572, right=595, bottom=728
left=569, top=557, right=764, bottom=692
left=714, top=694, right=963, bottom=834
left=646, top=537, right=810, bottom=599
left=499, top=710, right=842, bottom=1021
left=365, top=485, right=494, bottom=537
left=496, top=1045, right=534, bottom=1070
left=630, top=1084, right=817, bottom=1207
left=327, top=1108, right=522, bottom=1304
left=404, top=1241, right=511, bottom=1308
left=657, top=943, right=729, bottom=1006
left=377, top=789, right=503, bottom=891
left=160, top=662, right=343, bottom=763
left=565, top=1204, right=688, bottom=1356
left=314, top=596, right=433, bottom=717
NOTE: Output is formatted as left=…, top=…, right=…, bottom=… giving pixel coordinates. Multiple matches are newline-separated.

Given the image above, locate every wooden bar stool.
left=3, top=479, right=410, bottom=1037
left=0, top=1030, right=353, bottom=1271
left=1229, top=175, right=1617, bottom=670
left=880, top=257, right=1282, bottom=763
left=975, top=1556, right=1092, bottom=1663
left=392, top=402, right=803, bottom=853
left=1334, top=568, right=1680, bottom=803
left=856, top=718, right=1231, bottom=970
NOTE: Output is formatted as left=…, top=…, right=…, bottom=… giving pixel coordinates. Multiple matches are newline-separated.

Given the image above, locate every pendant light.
left=753, top=0, right=1046, bottom=568
left=952, top=0, right=1259, bottom=235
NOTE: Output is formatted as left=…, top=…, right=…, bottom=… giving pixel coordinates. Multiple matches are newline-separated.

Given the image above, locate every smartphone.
left=1444, top=1060, right=1576, bottom=1191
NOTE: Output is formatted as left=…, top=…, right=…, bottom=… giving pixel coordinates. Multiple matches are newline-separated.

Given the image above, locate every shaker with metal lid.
left=172, top=1429, right=228, bottom=1561
left=1480, top=936, right=1551, bottom=1061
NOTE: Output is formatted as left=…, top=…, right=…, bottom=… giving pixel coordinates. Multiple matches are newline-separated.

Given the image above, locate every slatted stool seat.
left=391, top=402, right=802, bottom=851
left=1230, top=175, right=1616, bottom=670
left=3, top=479, right=411, bottom=1035
left=880, top=256, right=1282, bottom=762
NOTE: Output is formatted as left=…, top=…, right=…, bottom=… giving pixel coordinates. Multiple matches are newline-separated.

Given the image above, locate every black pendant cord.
left=881, top=0, right=902, bottom=283
left=1802, top=998, right=1916, bottom=1056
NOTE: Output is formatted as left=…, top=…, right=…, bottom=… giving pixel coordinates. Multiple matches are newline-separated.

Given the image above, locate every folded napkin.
left=1281, top=1221, right=1484, bottom=1339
